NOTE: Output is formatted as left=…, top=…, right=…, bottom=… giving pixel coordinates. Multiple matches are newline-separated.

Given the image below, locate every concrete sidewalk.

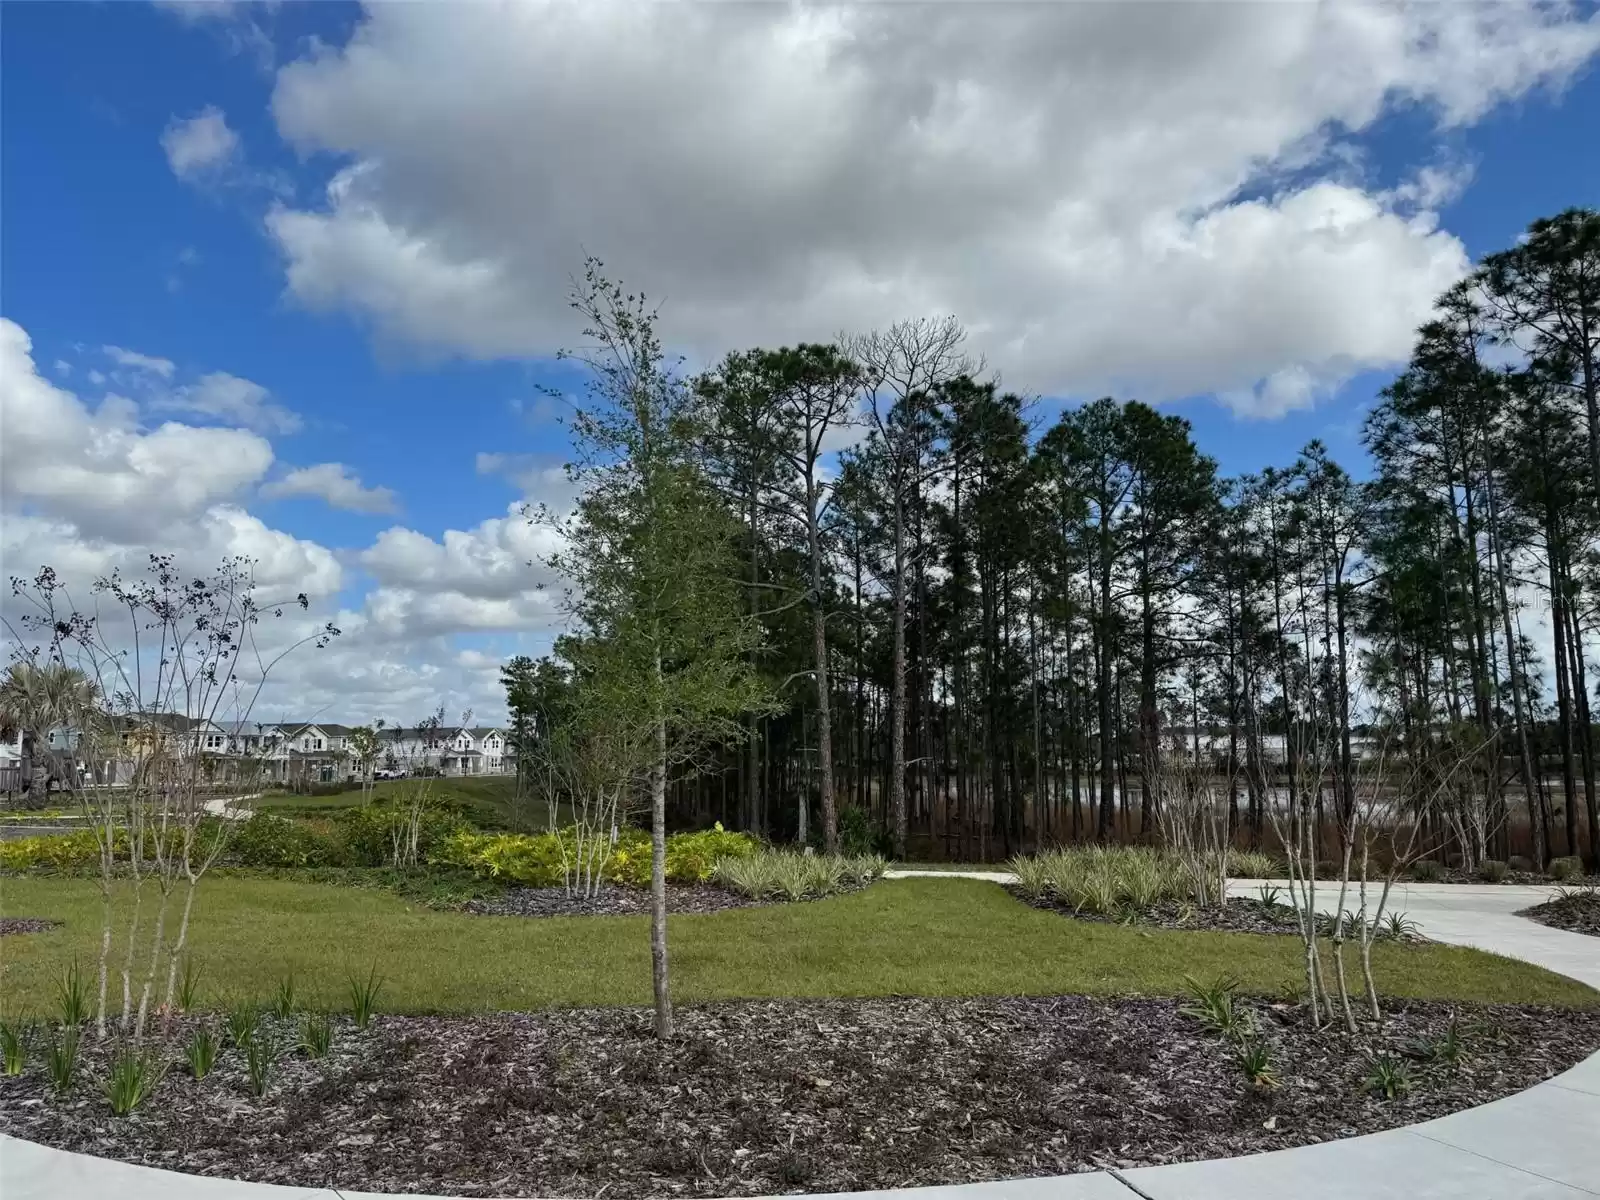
left=3, top=875, right=1596, bottom=1199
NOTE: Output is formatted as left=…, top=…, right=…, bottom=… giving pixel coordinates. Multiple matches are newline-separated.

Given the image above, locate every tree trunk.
left=890, top=495, right=909, bottom=859
left=650, top=652, right=673, bottom=1040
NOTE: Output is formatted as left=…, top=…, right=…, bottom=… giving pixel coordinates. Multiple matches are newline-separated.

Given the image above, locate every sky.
left=2, top=0, right=1598, bottom=727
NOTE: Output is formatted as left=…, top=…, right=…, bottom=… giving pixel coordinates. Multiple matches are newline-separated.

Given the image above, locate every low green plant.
left=270, top=972, right=297, bottom=1020
left=348, top=963, right=384, bottom=1029
left=1407, top=1019, right=1467, bottom=1066
left=1180, top=974, right=1251, bottom=1041
left=103, top=1046, right=166, bottom=1116
left=225, top=998, right=260, bottom=1048
left=185, top=1025, right=218, bottom=1079
left=1548, top=856, right=1585, bottom=882
left=1382, top=912, right=1422, bottom=940
left=55, top=959, right=90, bottom=1026
left=177, top=957, right=204, bottom=1012
left=710, top=850, right=883, bottom=901
left=244, top=1031, right=278, bottom=1097
left=1476, top=859, right=1509, bottom=884
left=1410, top=859, right=1446, bottom=882
left=1506, top=855, right=1532, bottom=873
left=44, top=1025, right=79, bottom=1095
left=1007, top=854, right=1052, bottom=901
left=1255, top=882, right=1285, bottom=911
left=1235, top=1039, right=1279, bottom=1089
left=1227, top=849, right=1279, bottom=879
left=0, top=1020, right=30, bottom=1075
left=300, top=1013, right=332, bottom=1059
left=1362, top=1053, right=1413, bottom=1099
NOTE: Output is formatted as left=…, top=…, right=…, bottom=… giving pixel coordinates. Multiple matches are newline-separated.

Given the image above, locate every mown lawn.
left=255, top=776, right=552, bottom=829
left=0, top=876, right=1592, bottom=1015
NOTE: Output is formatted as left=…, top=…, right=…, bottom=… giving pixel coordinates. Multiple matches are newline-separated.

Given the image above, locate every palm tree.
left=0, top=662, right=100, bottom=804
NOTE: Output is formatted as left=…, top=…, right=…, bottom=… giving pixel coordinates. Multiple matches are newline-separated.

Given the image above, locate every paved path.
left=3, top=876, right=1596, bottom=1199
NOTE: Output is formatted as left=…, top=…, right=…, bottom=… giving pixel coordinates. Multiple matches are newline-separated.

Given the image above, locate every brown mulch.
left=462, top=884, right=769, bottom=918
left=0, top=918, right=60, bottom=936
left=1519, top=890, right=1600, bottom=939
left=1011, top=891, right=1429, bottom=942
left=2, top=996, right=1596, bottom=1197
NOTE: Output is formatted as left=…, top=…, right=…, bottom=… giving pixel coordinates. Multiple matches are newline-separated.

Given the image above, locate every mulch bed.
left=0, top=918, right=60, bottom=936
left=1518, top=890, right=1600, bottom=938
left=1427, top=867, right=1600, bottom=887
left=463, top=884, right=768, bottom=918
left=1011, top=892, right=1429, bottom=942
left=462, top=881, right=873, bottom=918
left=2, top=995, right=1595, bottom=1197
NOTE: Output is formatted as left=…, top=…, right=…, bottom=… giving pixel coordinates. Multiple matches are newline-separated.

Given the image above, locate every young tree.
left=541, top=260, right=770, bottom=1038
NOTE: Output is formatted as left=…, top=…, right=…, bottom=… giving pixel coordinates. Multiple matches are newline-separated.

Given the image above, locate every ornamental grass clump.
left=710, top=849, right=885, bottom=900
left=103, top=1046, right=166, bottom=1116
left=1016, top=845, right=1192, bottom=915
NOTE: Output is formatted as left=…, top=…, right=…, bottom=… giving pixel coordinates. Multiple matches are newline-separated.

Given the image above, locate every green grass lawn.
left=255, top=776, right=552, bottom=829
left=1, top=876, right=1591, bottom=1016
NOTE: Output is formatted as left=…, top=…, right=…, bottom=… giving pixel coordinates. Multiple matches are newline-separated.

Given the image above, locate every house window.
left=314, top=738, right=324, bottom=751
left=206, top=735, right=223, bottom=750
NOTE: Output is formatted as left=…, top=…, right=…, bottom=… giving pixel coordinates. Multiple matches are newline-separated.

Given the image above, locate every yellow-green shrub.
left=432, top=823, right=758, bottom=887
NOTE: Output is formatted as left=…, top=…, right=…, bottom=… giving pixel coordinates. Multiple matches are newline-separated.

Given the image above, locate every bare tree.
left=843, top=317, right=978, bottom=857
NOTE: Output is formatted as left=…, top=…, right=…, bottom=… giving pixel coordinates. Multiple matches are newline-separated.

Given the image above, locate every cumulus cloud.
left=150, top=370, right=303, bottom=434
left=262, top=462, right=399, bottom=514
left=162, top=106, right=241, bottom=179
left=0, top=317, right=339, bottom=597
left=265, top=1, right=1600, bottom=417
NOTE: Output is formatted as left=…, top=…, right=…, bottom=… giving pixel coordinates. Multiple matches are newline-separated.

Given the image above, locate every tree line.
left=512, top=208, right=1599, bottom=882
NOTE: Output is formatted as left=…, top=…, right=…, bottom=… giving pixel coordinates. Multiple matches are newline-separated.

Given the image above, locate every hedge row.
left=0, top=812, right=759, bottom=885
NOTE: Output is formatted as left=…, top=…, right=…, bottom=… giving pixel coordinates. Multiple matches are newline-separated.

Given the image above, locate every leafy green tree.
left=541, top=260, right=771, bottom=1038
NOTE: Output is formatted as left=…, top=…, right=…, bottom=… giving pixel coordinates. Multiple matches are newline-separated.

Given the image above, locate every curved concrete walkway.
left=3, top=878, right=1597, bottom=1199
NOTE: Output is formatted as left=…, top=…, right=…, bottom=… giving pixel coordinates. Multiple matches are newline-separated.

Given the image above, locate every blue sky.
left=2, top=1, right=1598, bottom=722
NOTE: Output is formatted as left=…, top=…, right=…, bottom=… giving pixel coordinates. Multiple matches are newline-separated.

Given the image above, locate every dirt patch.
left=1011, top=891, right=1428, bottom=942
left=0, top=918, right=60, bottom=936
left=2, top=996, right=1595, bottom=1197
left=1518, top=890, right=1600, bottom=938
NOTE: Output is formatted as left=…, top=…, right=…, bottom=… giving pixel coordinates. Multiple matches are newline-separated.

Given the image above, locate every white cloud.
left=265, top=1, right=1600, bottom=416
left=103, top=345, right=177, bottom=379
left=0, top=317, right=338, bottom=595
left=150, top=370, right=303, bottom=434
left=262, top=462, right=398, bottom=514
left=162, top=106, right=241, bottom=179
left=474, top=451, right=574, bottom=503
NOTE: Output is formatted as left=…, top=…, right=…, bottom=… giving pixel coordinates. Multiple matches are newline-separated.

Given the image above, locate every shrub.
left=710, top=849, right=882, bottom=900
left=837, top=805, right=891, bottom=857
left=339, top=802, right=464, bottom=868
left=1180, top=974, right=1251, bottom=1042
left=1226, top=849, right=1279, bottom=879
left=229, top=812, right=332, bottom=869
left=1548, top=856, right=1585, bottom=882
left=1507, top=855, right=1532, bottom=873
left=434, top=824, right=760, bottom=888
left=1009, top=845, right=1193, bottom=915
left=0, top=830, right=111, bottom=873
left=1410, top=859, right=1446, bottom=882
left=1476, top=859, right=1509, bottom=883
left=1362, top=1053, right=1412, bottom=1100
